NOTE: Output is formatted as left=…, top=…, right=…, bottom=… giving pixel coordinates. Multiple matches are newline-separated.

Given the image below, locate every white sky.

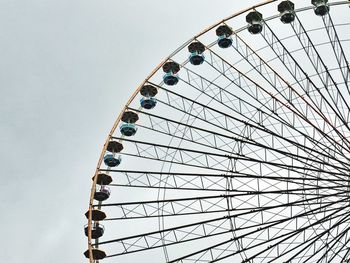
left=0, top=0, right=263, bottom=262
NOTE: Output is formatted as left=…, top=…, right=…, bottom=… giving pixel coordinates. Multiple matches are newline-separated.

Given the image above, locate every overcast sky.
left=0, top=0, right=264, bottom=262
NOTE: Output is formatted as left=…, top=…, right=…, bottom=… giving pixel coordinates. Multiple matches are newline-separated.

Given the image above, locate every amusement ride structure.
left=84, top=1, right=350, bottom=262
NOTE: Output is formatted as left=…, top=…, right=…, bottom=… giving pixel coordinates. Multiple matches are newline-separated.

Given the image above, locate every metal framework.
left=85, top=1, right=350, bottom=262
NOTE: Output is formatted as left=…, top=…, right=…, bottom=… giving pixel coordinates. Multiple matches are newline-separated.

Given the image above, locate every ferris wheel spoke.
left=103, top=170, right=346, bottom=192
left=264, top=212, right=350, bottom=263
left=126, top=108, right=347, bottom=184
left=322, top=12, right=350, bottom=96
left=229, top=28, right=350, bottom=156
left=154, top=94, right=350, bottom=180
left=336, top=238, right=350, bottom=262
left=301, top=226, right=350, bottom=263
left=180, top=49, right=298, bottom=129
left=96, top=188, right=346, bottom=220
left=114, top=137, right=350, bottom=182
left=100, top=195, right=348, bottom=259
left=114, top=136, right=238, bottom=172
left=156, top=83, right=350, bottom=171
left=100, top=216, right=235, bottom=257
left=178, top=65, right=298, bottom=142
left=236, top=200, right=350, bottom=262
left=327, top=233, right=350, bottom=263
left=100, top=195, right=230, bottom=220
left=203, top=40, right=319, bottom=126
left=129, top=107, right=350, bottom=178
left=182, top=46, right=350, bottom=164
left=228, top=27, right=331, bottom=128
left=291, top=13, right=350, bottom=120
left=180, top=50, right=350, bottom=171
left=108, top=181, right=348, bottom=196
left=167, top=198, right=350, bottom=263
left=104, top=170, right=231, bottom=191
left=265, top=14, right=350, bottom=129
left=212, top=206, right=350, bottom=263
left=259, top=17, right=348, bottom=127
left=325, top=235, right=350, bottom=263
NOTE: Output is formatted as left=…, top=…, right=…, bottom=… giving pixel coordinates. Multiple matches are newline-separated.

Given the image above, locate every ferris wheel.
left=84, top=0, right=350, bottom=262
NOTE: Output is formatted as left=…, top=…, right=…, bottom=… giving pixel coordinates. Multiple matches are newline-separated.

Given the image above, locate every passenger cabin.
left=94, top=186, right=111, bottom=201
left=106, top=141, right=123, bottom=153
left=188, top=41, right=205, bottom=65
left=216, top=25, right=233, bottom=48
left=120, top=111, right=139, bottom=136
left=84, top=248, right=106, bottom=260
left=312, top=0, right=330, bottom=16
left=162, top=61, right=180, bottom=86
left=104, top=154, right=121, bottom=167
left=246, top=11, right=263, bottom=34
left=84, top=223, right=105, bottom=239
left=278, top=1, right=295, bottom=24
left=85, top=209, right=106, bottom=221
left=92, top=173, right=113, bottom=186
left=140, top=84, right=158, bottom=109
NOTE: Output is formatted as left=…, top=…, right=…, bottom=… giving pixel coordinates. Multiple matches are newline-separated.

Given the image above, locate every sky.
left=0, top=0, right=262, bottom=262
